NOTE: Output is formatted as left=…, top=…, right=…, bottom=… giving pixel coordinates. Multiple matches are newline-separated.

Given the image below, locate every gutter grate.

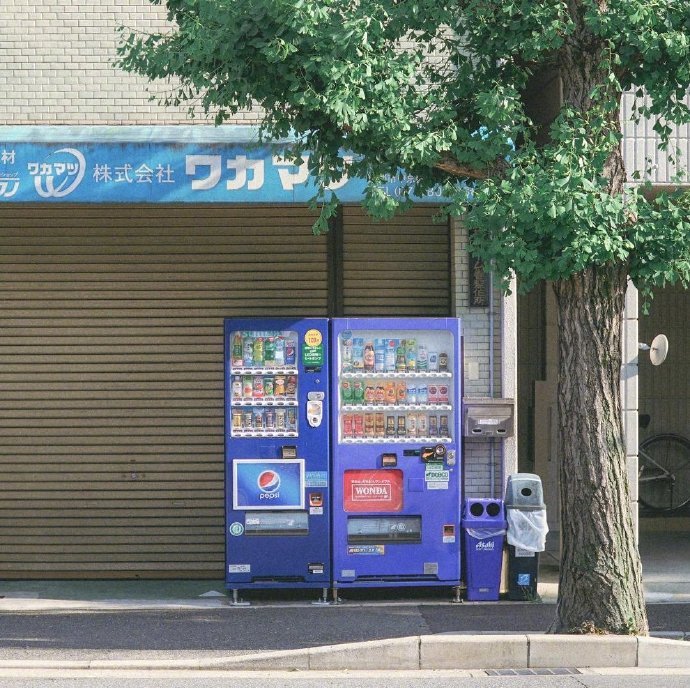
left=485, top=668, right=582, bottom=676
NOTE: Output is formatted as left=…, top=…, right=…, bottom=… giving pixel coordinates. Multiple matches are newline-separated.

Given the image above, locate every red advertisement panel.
left=343, top=469, right=403, bottom=513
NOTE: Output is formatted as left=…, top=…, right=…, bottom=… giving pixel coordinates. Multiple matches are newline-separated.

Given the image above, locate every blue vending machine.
left=224, top=318, right=330, bottom=603
left=330, top=317, right=463, bottom=595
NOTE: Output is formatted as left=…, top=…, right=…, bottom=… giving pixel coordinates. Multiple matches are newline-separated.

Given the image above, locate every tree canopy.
left=118, top=0, right=690, bottom=634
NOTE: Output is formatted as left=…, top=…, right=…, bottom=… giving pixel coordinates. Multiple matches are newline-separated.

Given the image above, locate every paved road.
left=0, top=603, right=687, bottom=661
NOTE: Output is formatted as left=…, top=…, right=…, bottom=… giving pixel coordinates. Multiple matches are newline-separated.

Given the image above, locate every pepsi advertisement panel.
left=233, top=459, right=305, bottom=510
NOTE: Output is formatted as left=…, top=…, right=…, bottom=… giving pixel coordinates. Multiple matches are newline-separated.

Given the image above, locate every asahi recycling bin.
left=462, top=498, right=507, bottom=601
left=505, top=473, right=548, bottom=601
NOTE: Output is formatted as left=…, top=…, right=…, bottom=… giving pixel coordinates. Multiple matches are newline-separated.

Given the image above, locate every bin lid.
left=505, top=473, right=545, bottom=508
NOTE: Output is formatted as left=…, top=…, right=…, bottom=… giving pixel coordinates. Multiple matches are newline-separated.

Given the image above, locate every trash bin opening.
left=520, top=487, right=533, bottom=497
left=486, top=502, right=501, bottom=517
left=469, top=502, right=484, bottom=517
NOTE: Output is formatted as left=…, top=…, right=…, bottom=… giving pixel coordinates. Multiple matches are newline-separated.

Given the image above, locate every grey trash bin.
left=505, top=473, right=548, bottom=600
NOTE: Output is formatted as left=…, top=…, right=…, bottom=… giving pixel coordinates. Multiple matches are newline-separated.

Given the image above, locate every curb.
left=0, top=635, right=689, bottom=671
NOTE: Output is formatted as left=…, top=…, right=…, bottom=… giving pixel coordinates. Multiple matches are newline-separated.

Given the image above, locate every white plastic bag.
left=506, top=508, right=548, bottom=552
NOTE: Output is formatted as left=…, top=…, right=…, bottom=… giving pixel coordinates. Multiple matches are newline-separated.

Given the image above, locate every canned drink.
left=407, top=413, right=417, bottom=438
left=243, top=336, right=254, bottom=367
left=385, top=415, right=397, bottom=437
left=439, top=414, right=449, bottom=437
left=287, top=408, right=297, bottom=431
left=253, top=408, right=265, bottom=430
left=351, top=338, right=365, bottom=370
left=375, top=412, right=386, bottom=438
left=417, top=384, right=428, bottom=404
left=439, top=352, right=449, bottom=372
left=265, top=408, right=276, bottom=430
left=374, top=339, right=386, bottom=372
left=353, top=413, right=365, bottom=438
left=428, top=384, right=439, bottom=404
left=384, top=339, right=397, bottom=372
left=243, top=410, right=254, bottom=429
left=263, top=376, right=274, bottom=397
left=406, top=383, right=417, bottom=404
left=274, top=336, right=285, bottom=366
left=417, top=412, right=428, bottom=437
left=352, top=380, right=365, bottom=404
left=364, top=384, right=376, bottom=404
left=438, top=384, right=449, bottom=404
left=274, top=374, right=286, bottom=396
left=341, top=380, right=353, bottom=404
left=364, top=413, right=375, bottom=437
left=396, top=381, right=407, bottom=405
left=417, top=344, right=428, bottom=371
left=286, top=375, right=297, bottom=397
left=253, top=337, right=264, bottom=367
left=253, top=376, right=264, bottom=398
left=232, top=409, right=243, bottom=430
left=285, top=338, right=296, bottom=366
left=396, top=415, right=406, bottom=438
left=428, top=351, right=439, bottom=372
left=275, top=408, right=287, bottom=431
left=341, top=335, right=353, bottom=372
left=384, top=381, right=396, bottom=405
left=232, top=376, right=243, bottom=400
left=343, top=414, right=354, bottom=438
left=428, top=414, right=439, bottom=436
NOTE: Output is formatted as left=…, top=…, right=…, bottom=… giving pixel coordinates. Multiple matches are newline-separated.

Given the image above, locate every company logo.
left=475, top=540, right=495, bottom=551
left=31, top=148, right=86, bottom=198
left=351, top=481, right=392, bottom=501
left=257, top=470, right=281, bottom=499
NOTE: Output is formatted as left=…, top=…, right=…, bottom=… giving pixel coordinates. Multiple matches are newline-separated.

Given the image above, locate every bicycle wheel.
left=639, top=433, right=690, bottom=511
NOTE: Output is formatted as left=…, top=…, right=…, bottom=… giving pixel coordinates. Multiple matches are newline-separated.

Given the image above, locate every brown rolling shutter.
left=340, top=205, right=451, bottom=316
left=0, top=204, right=327, bottom=578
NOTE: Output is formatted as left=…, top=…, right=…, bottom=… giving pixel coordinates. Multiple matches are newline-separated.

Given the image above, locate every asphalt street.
left=0, top=602, right=688, bottom=661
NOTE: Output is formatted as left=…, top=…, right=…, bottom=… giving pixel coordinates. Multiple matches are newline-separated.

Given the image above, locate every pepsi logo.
left=257, top=470, right=281, bottom=494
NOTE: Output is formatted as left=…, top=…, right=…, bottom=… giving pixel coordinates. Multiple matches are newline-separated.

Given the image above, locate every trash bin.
left=462, top=498, right=507, bottom=601
left=505, top=473, right=548, bottom=601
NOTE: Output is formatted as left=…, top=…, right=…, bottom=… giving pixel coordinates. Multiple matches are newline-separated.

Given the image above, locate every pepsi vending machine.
left=224, top=318, right=330, bottom=602
left=331, top=317, right=462, bottom=594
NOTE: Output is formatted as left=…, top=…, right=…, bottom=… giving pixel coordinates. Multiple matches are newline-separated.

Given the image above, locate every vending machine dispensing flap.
left=463, top=398, right=515, bottom=438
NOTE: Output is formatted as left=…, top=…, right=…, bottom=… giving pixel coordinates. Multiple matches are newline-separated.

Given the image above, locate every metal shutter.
left=0, top=204, right=328, bottom=578
left=340, top=205, right=451, bottom=316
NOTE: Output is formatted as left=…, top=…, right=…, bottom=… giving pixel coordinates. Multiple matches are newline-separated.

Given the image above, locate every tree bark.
left=551, top=266, right=647, bottom=634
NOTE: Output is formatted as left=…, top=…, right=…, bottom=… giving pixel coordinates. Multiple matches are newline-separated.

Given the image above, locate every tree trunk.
left=551, top=266, right=647, bottom=634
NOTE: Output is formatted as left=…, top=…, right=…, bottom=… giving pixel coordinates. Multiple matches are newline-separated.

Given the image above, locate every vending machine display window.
left=228, top=330, right=299, bottom=438
left=336, top=330, right=455, bottom=444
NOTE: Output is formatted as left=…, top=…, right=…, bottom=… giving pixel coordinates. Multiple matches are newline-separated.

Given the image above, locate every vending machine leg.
left=452, top=586, right=463, bottom=604
left=228, top=589, right=251, bottom=607
left=311, top=587, right=331, bottom=606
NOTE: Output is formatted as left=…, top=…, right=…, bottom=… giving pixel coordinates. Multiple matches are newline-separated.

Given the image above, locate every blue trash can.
left=462, top=498, right=507, bottom=601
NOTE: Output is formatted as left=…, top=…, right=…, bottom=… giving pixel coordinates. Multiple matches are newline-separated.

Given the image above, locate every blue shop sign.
left=0, top=139, right=444, bottom=204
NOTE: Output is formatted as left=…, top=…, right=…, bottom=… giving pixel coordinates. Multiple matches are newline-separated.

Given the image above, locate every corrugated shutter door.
left=0, top=204, right=327, bottom=578
left=341, top=206, right=451, bottom=315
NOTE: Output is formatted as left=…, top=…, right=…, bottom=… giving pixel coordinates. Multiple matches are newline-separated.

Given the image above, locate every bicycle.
left=638, top=432, right=690, bottom=512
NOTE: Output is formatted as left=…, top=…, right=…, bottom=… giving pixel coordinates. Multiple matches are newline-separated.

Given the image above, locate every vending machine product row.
left=224, top=317, right=462, bottom=601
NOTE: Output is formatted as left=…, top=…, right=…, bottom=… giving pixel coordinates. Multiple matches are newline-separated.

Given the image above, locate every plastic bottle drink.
left=406, top=383, right=417, bottom=404
left=243, top=336, right=254, bottom=367
left=417, top=344, right=428, bottom=371
left=253, top=337, right=264, bottom=367
left=274, top=336, right=285, bottom=366
left=396, top=381, right=407, bottom=404
left=353, top=380, right=365, bottom=404
left=395, top=342, right=407, bottom=372
left=384, top=381, right=396, bottom=404
left=232, top=376, right=242, bottom=400
left=341, top=380, right=353, bottom=404
left=405, top=339, right=417, bottom=372
left=285, top=338, right=296, bottom=366
left=428, top=351, right=439, bottom=372
left=243, top=375, right=254, bottom=398
left=374, top=339, right=386, bottom=372
left=352, top=338, right=365, bottom=370
left=263, top=376, right=274, bottom=397
left=341, top=336, right=353, bottom=371
left=439, top=352, right=449, bottom=372
left=417, top=384, right=428, bottom=404
left=232, top=333, right=243, bottom=366
left=264, top=337, right=276, bottom=367
left=363, top=341, right=375, bottom=371
left=384, top=340, right=397, bottom=372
